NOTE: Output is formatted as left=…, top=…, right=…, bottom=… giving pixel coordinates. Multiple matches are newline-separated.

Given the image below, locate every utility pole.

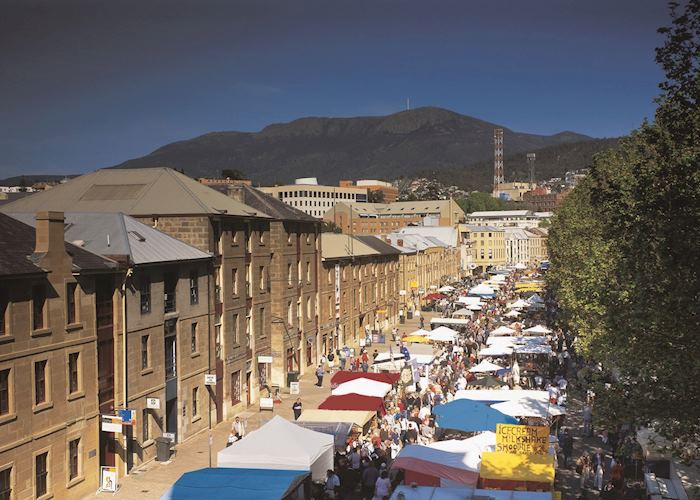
left=493, top=128, right=505, bottom=195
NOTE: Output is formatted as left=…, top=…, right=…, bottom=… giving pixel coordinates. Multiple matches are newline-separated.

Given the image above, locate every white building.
left=258, top=177, right=368, bottom=218
left=467, top=210, right=550, bottom=229
left=503, top=227, right=531, bottom=266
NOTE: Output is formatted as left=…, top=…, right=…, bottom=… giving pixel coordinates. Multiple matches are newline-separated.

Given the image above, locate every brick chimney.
left=226, top=185, right=245, bottom=203
left=397, top=239, right=403, bottom=247
left=35, top=211, right=66, bottom=255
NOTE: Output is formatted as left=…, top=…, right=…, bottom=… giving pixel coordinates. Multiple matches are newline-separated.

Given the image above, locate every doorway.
left=165, top=397, right=178, bottom=442
left=245, top=372, right=252, bottom=406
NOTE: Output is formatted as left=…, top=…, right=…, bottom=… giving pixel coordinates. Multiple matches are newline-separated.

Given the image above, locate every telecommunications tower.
left=493, top=128, right=504, bottom=195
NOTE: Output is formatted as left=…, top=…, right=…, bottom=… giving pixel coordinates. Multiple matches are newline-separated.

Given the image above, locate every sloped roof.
left=355, top=235, right=401, bottom=255
left=469, top=210, right=534, bottom=217
left=321, top=233, right=380, bottom=260
left=340, top=199, right=455, bottom=216
left=10, top=212, right=211, bottom=266
left=1, top=168, right=270, bottom=218
left=0, top=213, right=117, bottom=277
left=396, top=226, right=458, bottom=246
left=237, top=185, right=318, bottom=222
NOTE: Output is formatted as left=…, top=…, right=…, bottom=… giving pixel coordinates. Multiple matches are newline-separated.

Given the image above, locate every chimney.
left=397, top=239, right=403, bottom=247
left=226, top=185, right=245, bottom=203
left=35, top=211, right=66, bottom=255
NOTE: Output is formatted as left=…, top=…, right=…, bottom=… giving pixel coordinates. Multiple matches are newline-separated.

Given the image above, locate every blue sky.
left=0, top=0, right=668, bottom=177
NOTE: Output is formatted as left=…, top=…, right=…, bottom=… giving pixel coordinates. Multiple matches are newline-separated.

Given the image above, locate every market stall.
left=478, top=451, right=555, bottom=492
left=490, top=325, right=516, bottom=336
left=216, top=416, right=333, bottom=481
left=161, top=467, right=311, bottom=500
left=331, top=378, right=392, bottom=397
left=433, top=399, right=518, bottom=433
left=428, top=326, right=459, bottom=343
left=318, top=394, right=387, bottom=415
left=330, top=371, right=400, bottom=387
left=469, top=360, right=504, bottom=373
left=390, top=486, right=555, bottom=500
left=491, top=398, right=566, bottom=419
left=296, top=409, right=375, bottom=428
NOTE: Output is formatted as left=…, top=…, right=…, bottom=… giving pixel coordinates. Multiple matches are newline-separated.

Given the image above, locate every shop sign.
left=495, top=424, right=549, bottom=455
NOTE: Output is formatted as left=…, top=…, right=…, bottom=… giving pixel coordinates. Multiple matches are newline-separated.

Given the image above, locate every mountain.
left=112, top=107, right=608, bottom=189
left=0, top=174, right=76, bottom=186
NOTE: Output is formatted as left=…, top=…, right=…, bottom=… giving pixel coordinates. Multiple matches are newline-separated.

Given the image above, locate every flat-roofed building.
left=465, top=225, right=507, bottom=270
left=325, top=199, right=465, bottom=235
left=340, top=180, right=398, bottom=203
left=259, top=178, right=368, bottom=219
left=467, top=210, right=546, bottom=229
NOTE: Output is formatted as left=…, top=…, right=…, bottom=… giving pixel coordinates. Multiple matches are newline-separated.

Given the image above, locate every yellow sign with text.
left=495, top=424, right=549, bottom=455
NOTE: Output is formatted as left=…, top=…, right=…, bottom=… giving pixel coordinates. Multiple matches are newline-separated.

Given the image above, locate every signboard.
left=289, top=382, right=300, bottom=395
left=204, top=374, right=217, bottom=386
left=100, top=466, right=117, bottom=493
left=409, top=280, right=418, bottom=288
left=334, top=264, right=341, bottom=309
left=101, top=415, right=122, bottom=434
left=117, top=409, right=135, bottom=425
left=257, top=355, right=273, bottom=364
left=259, top=397, right=274, bottom=411
left=163, top=432, right=176, bottom=442
left=495, top=424, right=549, bottom=455
left=399, top=290, right=407, bottom=296
left=146, top=397, right=160, bottom=410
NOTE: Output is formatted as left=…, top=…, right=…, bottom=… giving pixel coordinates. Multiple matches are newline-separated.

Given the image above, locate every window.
left=66, top=283, right=77, bottom=324
left=189, top=271, right=199, bottom=305
left=306, top=262, right=310, bottom=282
left=231, top=371, right=241, bottom=405
left=0, top=293, right=6, bottom=335
left=34, top=360, right=47, bottom=405
left=68, top=438, right=80, bottom=480
left=190, top=323, right=197, bottom=353
left=164, top=329, right=177, bottom=380
left=259, top=230, right=264, bottom=245
left=0, top=369, right=9, bottom=416
left=328, top=296, right=333, bottom=319
left=0, top=466, right=11, bottom=500
left=142, top=409, right=150, bottom=442
left=140, top=277, right=151, bottom=314
left=141, top=335, right=149, bottom=370
left=192, top=387, right=199, bottom=417
left=32, top=285, right=46, bottom=330
left=306, top=296, right=311, bottom=320
left=306, top=233, right=310, bottom=244
left=232, top=314, right=239, bottom=344
left=258, top=307, right=265, bottom=338
left=232, top=268, right=238, bottom=295
left=287, top=301, right=293, bottom=325
left=231, top=229, right=239, bottom=245
left=35, top=452, right=48, bottom=498
left=327, top=269, right=332, bottom=284
left=164, top=273, right=177, bottom=313
left=287, top=263, right=293, bottom=285
left=68, top=352, right=80, bottom=394
left=259, top=266, right=265, bottom=291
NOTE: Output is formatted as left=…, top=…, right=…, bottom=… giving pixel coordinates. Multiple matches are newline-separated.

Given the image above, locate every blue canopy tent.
left=160, top=467, right=310, bottom=500
left=433, top=399, right=518, bottom=433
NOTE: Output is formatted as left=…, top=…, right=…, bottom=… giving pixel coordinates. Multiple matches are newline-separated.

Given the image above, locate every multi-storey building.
left=523, top=188, right=571, bottom=212
left=227, top=185, right=321, bottom=387
left=503, top=227, right=531, bottom=266
left=1, top=168, right=277, bottom=477
left=465, top=225, right=507, bottom=271
left=467, top=210, right=551, bottom=229
left=259, top=178, right=368, bottom=219
left=492, top=182, right=533, bottom=201
left=339, top=180, right=398, bottom=203
left=0, top=212, right=120, bottom=499
left=525, top=227, right=549, bottom=265
left=319, top=235, right=400, bottom=352
left=325, top=199, right=466, bottom=235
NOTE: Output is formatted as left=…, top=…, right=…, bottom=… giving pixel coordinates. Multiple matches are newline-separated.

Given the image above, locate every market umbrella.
left=425, top=293, right=446, bottom=301
left=403, top=335, right=432, bottom=344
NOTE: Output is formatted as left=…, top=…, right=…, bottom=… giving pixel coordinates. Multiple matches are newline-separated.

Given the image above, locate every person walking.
left=361, top=349, right=369, bottom=372
left=292, top=398, right=303, bottom=420
left=339, top=347, right=347, bottom=370
left=361, top=461, right=379, bottom=500
left=232, top=416, right=246, bottom=437
left=324, top=469, right=340, bottom=499
left=315, top=364, right=325, bottom=387
left=374, top=469, right=391, bottom=500
left=560, top=428, right=574, bottom=468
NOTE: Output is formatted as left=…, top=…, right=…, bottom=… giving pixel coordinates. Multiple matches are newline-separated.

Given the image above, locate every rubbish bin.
left=287, top=371, right=299, bottom=387
left=407, top=310, right=413, bottom=320
left=155, top=437, right=171, bottom=462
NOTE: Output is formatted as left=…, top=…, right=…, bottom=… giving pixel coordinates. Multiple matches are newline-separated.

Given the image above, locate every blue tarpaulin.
left=433, top=399, right=519, bottom=433
left=160, top=467, right=309, bottom=500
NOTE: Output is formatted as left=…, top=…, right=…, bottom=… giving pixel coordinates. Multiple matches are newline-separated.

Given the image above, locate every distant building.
left=492, top=182, right=533, bottom=201
left=340, top=179, right=398, bottom=202
left=259, top=178, right=368, bottom=218
left=464, top=225, right=507, bottom=270
left=503, top=227, right=531, bottom=266
left=198, top=177, right=253, bottom=188
left=525, top=227, right=549, bottom=264
left=325, top=199, right=466, bottom=235
left=467, top=210, right=549, bottom=229
left=523, top=189, right=570, bottom=211
left=565, top=170, right=588, bottom=188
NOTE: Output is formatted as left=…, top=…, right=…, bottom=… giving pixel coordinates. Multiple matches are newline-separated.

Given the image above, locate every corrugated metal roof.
left=321, top=234, right=380, bottom=260
left=396, top=226, right=458, bottom=247
left=10, top=212, right=211, bottom=265
left=1, top=168, right=270, bottom=218
left=469, top=210, right=534, bottom=217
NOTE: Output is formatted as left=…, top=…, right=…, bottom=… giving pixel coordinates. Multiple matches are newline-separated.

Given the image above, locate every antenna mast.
left=527, top=153, right=536, bottom=188
left=493, top=128, right=504, bottom=195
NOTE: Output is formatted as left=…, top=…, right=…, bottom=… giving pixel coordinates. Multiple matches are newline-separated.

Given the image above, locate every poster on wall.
left=334, top=264, right=341, bottom=309
left=100, top=466, right=117, bottom=493
left=495, top=424, right=549, bottom=455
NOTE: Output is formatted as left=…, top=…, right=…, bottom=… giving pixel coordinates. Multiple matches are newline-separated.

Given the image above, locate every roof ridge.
left=117, top=212, right=135, bottom=262
left=164, top=168, right=212, bottom=214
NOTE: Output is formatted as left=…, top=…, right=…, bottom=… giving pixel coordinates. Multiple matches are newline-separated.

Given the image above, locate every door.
left=99, top=432, right=116, bottom=467
left=166, top=397, right=178, bottom=442
left=215, top=360, right=223, bottom=423
left=245, top=372, right=251, bottom=406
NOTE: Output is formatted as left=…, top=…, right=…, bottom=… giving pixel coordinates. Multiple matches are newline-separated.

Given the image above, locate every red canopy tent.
left=318, top=394, right=386, bottom=415
left=330, top=371, right=400, bottom=388
left=424, top=293, right=446, bottom=301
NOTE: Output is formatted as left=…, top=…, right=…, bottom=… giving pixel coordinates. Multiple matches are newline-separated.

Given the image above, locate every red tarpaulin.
left=330, top=371, right=400, bottom=388
left=318, top=394, right=386, bottom=415
left=424, top=293, right=446, bottom=301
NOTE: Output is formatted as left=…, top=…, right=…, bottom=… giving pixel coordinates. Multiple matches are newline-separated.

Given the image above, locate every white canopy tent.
left=457, top=296, right=482, bottom=306
left=523, top=325, right=552, bottom=335
left=477, top=345, right=513, bottom=357
left=408, top=328, right=431, bottom=337
left=514, top=263, right=527, bottom=270
left=428, top=326, right=459, bottom=343
left=487, top=336, right=549, bottom=347
left=466, top=303, right=483, bottom=311
left=438, top=285, right=456, bottom=293
left=504, top=310, right=521, bottom=318
left=452, top=308, right=473, bottom=318
left=513, top=344, right=553, bottom=355
left=507, top=299, right=530, bottom=309
left=217, top=416, right=333, bottom=481
left=468, top=284, right=496, bottom=297
left=468, top=360, right=504, bottom=373
left=491, top=398, right=566, bottom=418
left=430, top=317, right=470, bottom=328
left=455, top=389, right=550, bottom=404
left=490, top=325, right=516, bottom=336
left=332, top=378, right=392, bottom=398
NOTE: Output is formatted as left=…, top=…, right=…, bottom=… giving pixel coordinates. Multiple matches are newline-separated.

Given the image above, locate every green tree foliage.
left=547, top=1, right=700, bottom=451
left=456, top=192, right=518, bottom=213
left=320, top=221, right=342, bottom=233
left=221, top=168, right=245, bottom=180
left=367, top=189, right=385, bottom=203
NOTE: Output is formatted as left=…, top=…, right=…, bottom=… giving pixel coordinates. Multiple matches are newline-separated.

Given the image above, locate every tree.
left=547, top=0, right=700, bottom=453
left=367, top=189, right=385, bottom=203
left=221, top=169, right=245, bottom=180
left=321, top=221, right=342, bottom=233
left=456, top=192, right=517, bottom=213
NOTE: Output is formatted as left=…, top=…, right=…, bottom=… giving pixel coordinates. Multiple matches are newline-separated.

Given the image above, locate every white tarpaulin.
left=428, top=326, right=458, bottom=342
left=455, top=389, right=550, bottom=404
left=490, top=325, right=515, bottom=336
left=491, top=398, right=566, bottom=418
left=332, top=378, right=391, bottom=398
left=504, top=310, right=521, bottom=318
left=487, top=336, right=549, bottom=347
left=468, top=284, right=496, bottom=297
left=477, top=345, right=513, bottom=357
left=513, top=344, right=552, bottom=355
left=217, top=416, right=333, bottom=481
left=452, top=308, right=473, bottom=317
left=457, top=296, right=482, bottom=306
left=466, top=304, right=483, bottom=311
left=408, top=328, right=431, bottom=337
left=507, top=299, right=530, bottom=309
left=469, top=360, right=504, bottom=373
left=438, top=285, right=455, bottom=293
left=523, top=324, right=552, bottom=335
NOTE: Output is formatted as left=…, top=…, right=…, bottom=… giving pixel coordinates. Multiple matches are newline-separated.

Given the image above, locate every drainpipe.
left=122, top=267, right=132, bottom=475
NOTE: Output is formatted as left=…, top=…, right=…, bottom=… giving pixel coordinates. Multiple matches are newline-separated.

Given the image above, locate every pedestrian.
left=560, top=428, right=573, bottom=468
left=374, top=469, right=391, bottom=500
left=226, top=431, right=239, bottom=447
left=324, top=469, right=340, bottom=499
left=594, top=461, right=605, bottom=491
left=339, top=347, right=347, bottom=370
left=232, top=416, right=246, bottom=437
left=582, top=404, right=593, bottom=437
left=361, top=460, right=379, bottom=499
left=315, top=364, right=324, bottom=387
left=292, top=398, right=302, bottom=420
